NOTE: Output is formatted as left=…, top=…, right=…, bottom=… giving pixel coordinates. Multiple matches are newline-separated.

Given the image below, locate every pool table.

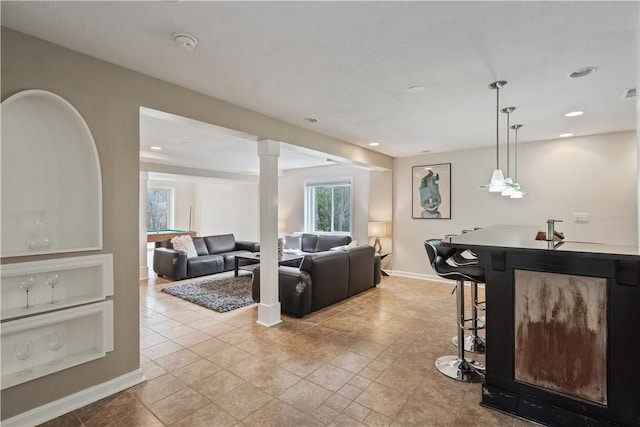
left=147, top=229, right=196, bottom=246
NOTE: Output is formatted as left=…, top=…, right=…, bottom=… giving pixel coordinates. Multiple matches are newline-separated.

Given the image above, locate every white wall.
left=278, top=164, right=376, bottom=245
left=194, top=181, right=259, bottom=241
left=393, top=131, right=638, bottom=278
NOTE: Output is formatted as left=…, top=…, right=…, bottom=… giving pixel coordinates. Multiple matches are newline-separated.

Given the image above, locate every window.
left=305, top=179, right=352, bottom=234
left=147, top=187, right=174, bottom=231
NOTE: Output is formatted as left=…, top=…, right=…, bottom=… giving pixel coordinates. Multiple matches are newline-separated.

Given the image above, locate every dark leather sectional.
left=153, top=234, right=260, bottom=281
left=252, top=244, right=381, bottom=317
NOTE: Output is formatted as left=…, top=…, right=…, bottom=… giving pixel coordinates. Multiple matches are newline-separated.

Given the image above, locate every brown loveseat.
left=252, top=244, right=381, bottom=317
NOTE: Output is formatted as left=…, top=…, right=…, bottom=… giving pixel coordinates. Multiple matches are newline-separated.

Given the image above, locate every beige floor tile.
left=191, top=370, right=246, bottom=401
left=189, top=337, right=232, bottom=357
left=129, top=374, right=186, bottom=406
left=307, top=364, right=355, bottom=391
left=104, top=407, right=163, bottom=427
left=328, top=413, right=368, bottom=427
left=363, top=410, right=392, bottom=427
left=343, top=401, right=372, bottom=422
left=140, top=341, right=183, bottom=360
left=172, top=330, right=212, bottom=347
left=355, top=382, right=408, bottom=419
left=171, top=403, right=238, bottom=427
left=148, top=387, right=209, bottom=425
left=277, top=379, right=333, bottom=413
left=206, top=345, right=253, bottom=367
left=38, top=411, right=82, bottom=427
left=329, top=351, right=372, bottom=374
left=214, top=382, right=273, bottom=420
left=140, top=332, right=169, bottom=349
left=154, top=348, right=201, bottom=371
left=278, top=353, right=325, bottom=377
left=375, top=363, right=425, bottom=393
left=171, top=358, right=221, bottom=385
left=242, top=399, right=324, bottom=427
left=158, top=324, right=197, bottom=339
left=140, top=361, right=168, bottom=381
left=200, top=321, right=236, bottom=337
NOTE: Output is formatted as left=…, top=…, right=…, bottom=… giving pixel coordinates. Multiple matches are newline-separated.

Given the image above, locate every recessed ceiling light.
left=303, top=117, right=319, bottom=124
left=369, top=142, right=380, bottom=147
left=173, top=32, right=198, bottom=51
left=150, top=146, right=162, bottom=151
left=559, top=133, right=574, bottom=138
left=568, top=66, right=597, bottom=78
left=407, top=85, right=424, bottom=93
left=565, top=111, right=584, bottom=117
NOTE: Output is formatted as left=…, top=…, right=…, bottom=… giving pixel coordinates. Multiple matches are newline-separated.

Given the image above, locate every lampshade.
left=368, top=221, right=387, bottom=237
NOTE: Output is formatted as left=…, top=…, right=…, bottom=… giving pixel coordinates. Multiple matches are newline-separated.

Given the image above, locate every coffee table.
left=234, top=252, right=304, bottom=277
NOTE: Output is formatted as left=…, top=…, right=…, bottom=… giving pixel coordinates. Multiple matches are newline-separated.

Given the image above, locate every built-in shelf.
left=1, top=254, right=113, bottom=321
left=1, top=89, right=102, bottom=257
left=1, top=300, right=114, bottom=390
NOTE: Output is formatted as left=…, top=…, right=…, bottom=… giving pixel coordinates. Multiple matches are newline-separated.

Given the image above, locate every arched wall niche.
left=1, top=89, right=102, bottom=257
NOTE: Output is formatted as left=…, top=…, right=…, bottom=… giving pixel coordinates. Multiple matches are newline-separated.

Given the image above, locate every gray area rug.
left=161, top=275, right=254, bottom=312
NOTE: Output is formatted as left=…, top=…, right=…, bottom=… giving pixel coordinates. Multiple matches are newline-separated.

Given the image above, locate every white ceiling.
left=2, top=1, right=638, bottom=172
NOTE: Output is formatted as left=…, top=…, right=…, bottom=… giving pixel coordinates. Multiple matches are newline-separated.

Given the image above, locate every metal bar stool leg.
left=452, top=281, right=486, bottom=354
left=435, top=280, right=485, bottom=382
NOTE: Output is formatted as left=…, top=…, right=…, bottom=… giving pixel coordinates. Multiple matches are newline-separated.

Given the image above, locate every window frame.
left=146, top=186, right=175, bottom=232
left=304, top=178, right=352, bottom=235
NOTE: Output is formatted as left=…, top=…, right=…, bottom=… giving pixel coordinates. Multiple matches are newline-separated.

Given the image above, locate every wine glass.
left=46, top=272, right=60, bottom=304
left=14, top=340, right=34, bottom=375
left=47, top=332, right=65, bottom=365
left=19, top=275, right=35, bottom=308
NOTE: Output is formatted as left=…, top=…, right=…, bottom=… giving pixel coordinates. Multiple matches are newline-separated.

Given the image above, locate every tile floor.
left=41, top=273, right=535, bottom=426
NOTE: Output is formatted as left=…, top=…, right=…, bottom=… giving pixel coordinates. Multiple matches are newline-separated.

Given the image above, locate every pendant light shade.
left=482, top=81, right=508, bottom=192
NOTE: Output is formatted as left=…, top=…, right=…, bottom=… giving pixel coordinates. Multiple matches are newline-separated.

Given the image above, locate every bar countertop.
left=444, top=224, right=640, bottom=260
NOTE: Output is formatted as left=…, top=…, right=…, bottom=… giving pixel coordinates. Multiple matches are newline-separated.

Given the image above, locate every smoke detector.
left=173, top=32, right=198, bottom=51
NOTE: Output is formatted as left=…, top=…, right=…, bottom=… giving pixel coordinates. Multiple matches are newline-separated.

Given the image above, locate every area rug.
left=161, top=275, right=254, bottom=312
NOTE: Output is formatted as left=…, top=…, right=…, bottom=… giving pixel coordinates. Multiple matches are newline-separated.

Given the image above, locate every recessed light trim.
left=303, top=117, right=319, bottom=124
left=407, top=85, right=424, bottom=93
left=150, top=146, right=162, bottom=151
left=559, top=133, right=574, bottom=138
left=173, top=32, right=198, bottom=51
left=369, top=142, right=380, bottom=147
left=568, top=66, right=597, bottom=79
left=565, top=111, right=584, bottom=117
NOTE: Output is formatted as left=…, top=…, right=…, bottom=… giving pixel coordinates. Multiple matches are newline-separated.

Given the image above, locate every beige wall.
left=0, top=28, right=392, bottom=419
left=393, top=131, right=638, bottom=278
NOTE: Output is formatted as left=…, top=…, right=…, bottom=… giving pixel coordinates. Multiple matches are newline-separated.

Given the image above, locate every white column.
left=257, top=139, right=282, bottom=326
left=139, top=171, right=150, bottom=280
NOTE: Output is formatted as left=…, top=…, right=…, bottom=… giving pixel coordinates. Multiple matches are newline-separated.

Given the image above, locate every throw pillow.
left=284, top=234, right=302, bottom=250
left=171, top=235, right=198, bottom=258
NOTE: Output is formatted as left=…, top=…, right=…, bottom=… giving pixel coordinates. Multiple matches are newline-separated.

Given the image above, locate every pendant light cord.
left=496, top=86, right=500, bottom=170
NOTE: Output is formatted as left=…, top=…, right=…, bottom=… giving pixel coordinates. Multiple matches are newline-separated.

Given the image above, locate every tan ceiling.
left=2, top=1, right=638, bottom=169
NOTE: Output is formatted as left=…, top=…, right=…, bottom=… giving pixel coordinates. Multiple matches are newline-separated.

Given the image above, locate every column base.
left=257, top=302, right=282, bottom=327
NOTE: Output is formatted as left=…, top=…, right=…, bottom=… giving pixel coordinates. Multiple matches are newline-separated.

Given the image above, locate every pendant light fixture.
left=500, top=106, right=516, bottom=196
left=482, top=81, right=508, bottom=192
left=510, top=124, right=525, bottom=198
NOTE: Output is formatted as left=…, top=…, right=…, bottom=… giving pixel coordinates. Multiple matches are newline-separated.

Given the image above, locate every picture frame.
left=412, top=163, right=451, bottom=219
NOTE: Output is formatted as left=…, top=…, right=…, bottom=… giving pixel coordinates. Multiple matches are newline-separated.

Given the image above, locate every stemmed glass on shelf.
left=19, top=275, right=36, bottom=308
left=46, top=272, right=60, bottom=304
left=14, top=340, right=34, bottom=375
left=47, top=331, right=66, bottom=365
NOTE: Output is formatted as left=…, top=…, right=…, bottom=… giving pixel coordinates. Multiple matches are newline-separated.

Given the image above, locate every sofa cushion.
left=186, top=254, right=224, bottom=277
left=300, top=250, right=349, bottom=311
left=285, top=234, right=302, bottom=250
left=344, top=245, right=375, bottom=296
left=315, top=235, right=352, bottom=252
left=192, top=237, right=209, bottom=256
left=171, top=235, right=198, bottom=258
left=300, top=233, right=319, bottom=252
left=204, top=234, right=237, bottom=254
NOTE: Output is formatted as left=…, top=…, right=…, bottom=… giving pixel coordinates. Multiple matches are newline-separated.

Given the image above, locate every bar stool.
left=450, top=250, right=486, bottom=354
left=424, top=239, right=485, bottom=382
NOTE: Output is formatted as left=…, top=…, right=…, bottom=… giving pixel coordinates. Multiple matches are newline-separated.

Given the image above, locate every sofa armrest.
left=236, top=240, right=260, bottom=252
left=252, top=266, right=312, bottom=318
left=153, top=247, right=187, bottom=281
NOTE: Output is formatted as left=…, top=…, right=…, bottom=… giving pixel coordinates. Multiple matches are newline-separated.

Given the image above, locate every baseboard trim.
left=2, top=369, right=146, bottom=427
left=390, top=270, right=485, bottom=288
left=139, top=265, right=149, bottom=280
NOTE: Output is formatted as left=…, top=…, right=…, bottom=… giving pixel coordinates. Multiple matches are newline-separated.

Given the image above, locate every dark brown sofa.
left=153, top=233, right=259, bottom=281
left=252, top=244, right=381, bottom=317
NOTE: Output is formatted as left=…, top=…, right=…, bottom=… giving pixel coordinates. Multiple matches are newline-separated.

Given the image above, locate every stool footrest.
left=435, top=355, right=485, bottom=383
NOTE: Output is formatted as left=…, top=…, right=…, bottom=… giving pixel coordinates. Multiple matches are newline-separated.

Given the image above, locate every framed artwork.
left=412, top=163, right=451, bottom=219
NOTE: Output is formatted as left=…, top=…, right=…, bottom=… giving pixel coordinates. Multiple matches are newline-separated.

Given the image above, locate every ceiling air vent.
left=622, top=88, right=636, bottom=99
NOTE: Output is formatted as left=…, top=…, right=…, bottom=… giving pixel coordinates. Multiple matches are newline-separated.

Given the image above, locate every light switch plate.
left=574, top=213, right=590, bottom=223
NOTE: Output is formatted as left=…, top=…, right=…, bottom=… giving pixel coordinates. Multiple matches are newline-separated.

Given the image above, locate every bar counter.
left=445, top=225, right=640, bottom=426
